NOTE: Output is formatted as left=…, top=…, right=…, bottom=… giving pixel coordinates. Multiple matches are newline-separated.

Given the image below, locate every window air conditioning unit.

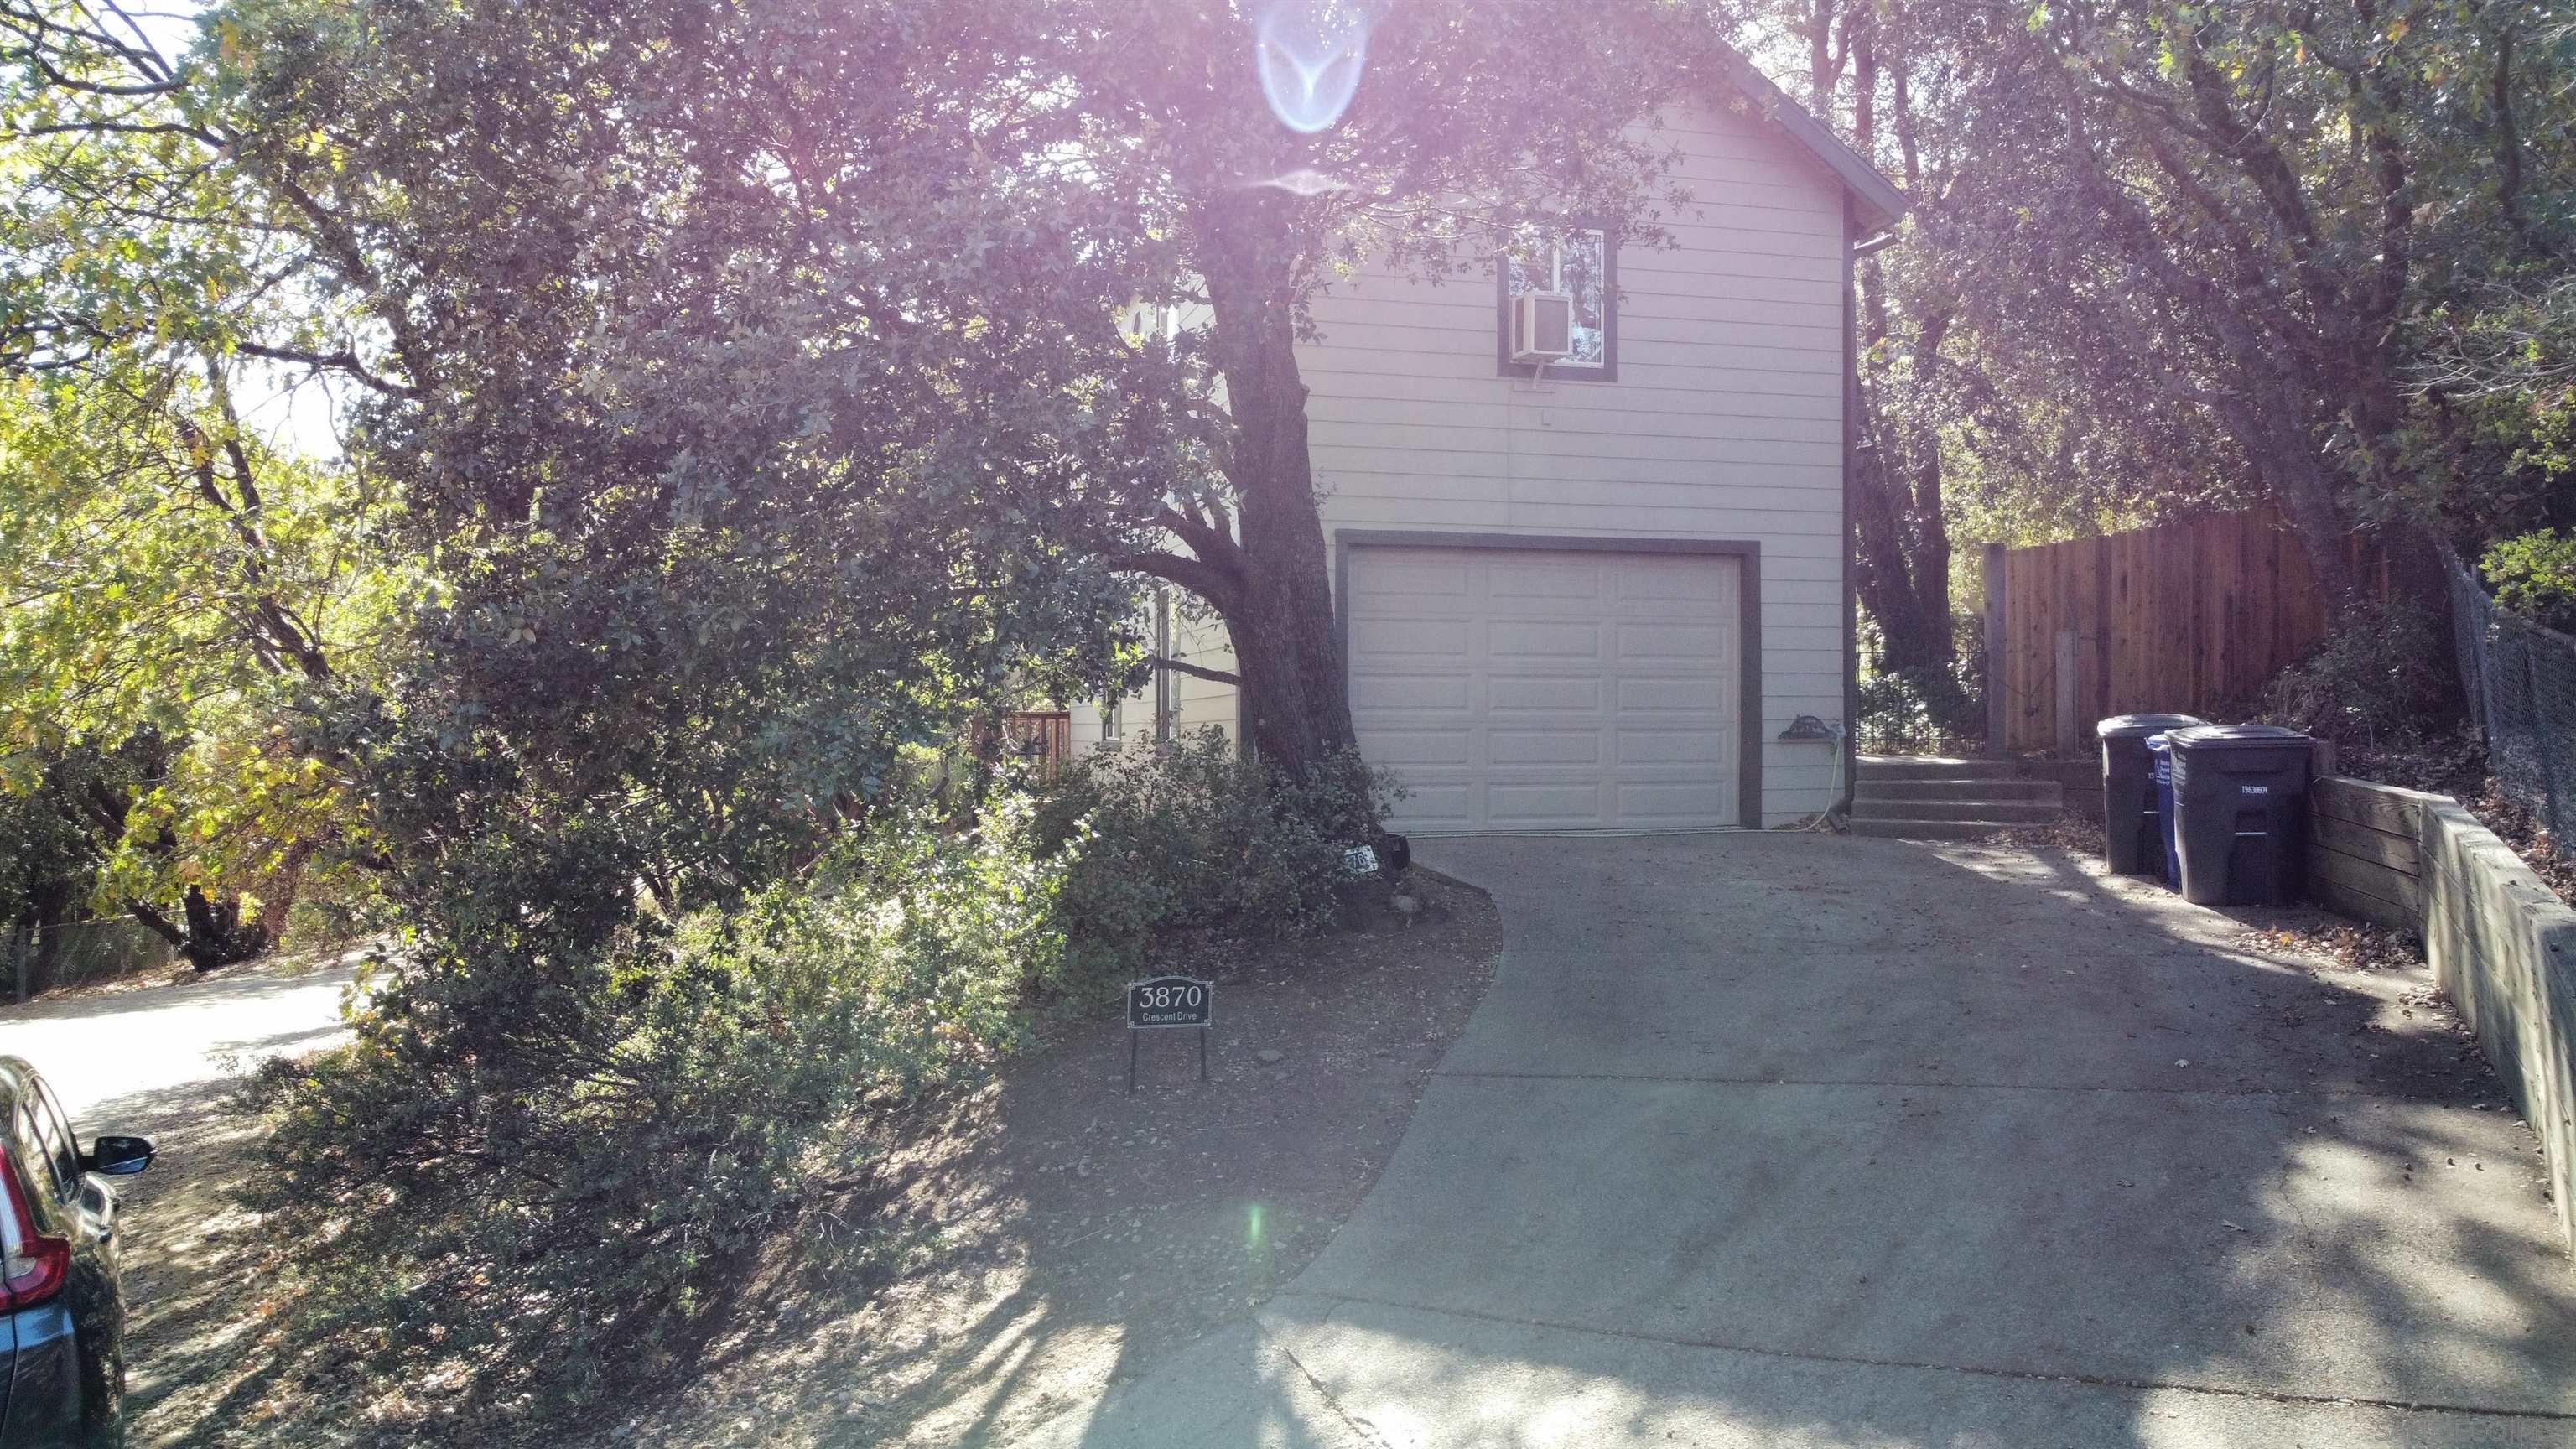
left=1511, top=290, right=1575, bottom=364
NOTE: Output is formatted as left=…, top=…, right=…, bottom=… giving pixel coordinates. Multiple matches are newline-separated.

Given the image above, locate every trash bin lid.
left=2096, top=713, right=2208, bottom=739
left=2168, top=723, right=2313, bottom=750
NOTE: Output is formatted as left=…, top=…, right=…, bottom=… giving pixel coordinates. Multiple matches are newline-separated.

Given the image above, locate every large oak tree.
left=1754, top=0, right=2569, bottom=678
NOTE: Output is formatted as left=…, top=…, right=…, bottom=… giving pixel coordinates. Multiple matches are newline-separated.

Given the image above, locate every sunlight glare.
left=1255, top=2, right=1371, bottom=134
left=1245, top=167, right=1350, bottom=196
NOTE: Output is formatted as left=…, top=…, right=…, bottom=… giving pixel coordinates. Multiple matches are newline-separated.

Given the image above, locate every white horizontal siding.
left=1072, top=604, right=1239, bottom=750
left=1300, top=345, right=1840, bottom=391
left=1306, top=98, right=1850, bottom=828
left=1305, top=387, right=1843, bottom=428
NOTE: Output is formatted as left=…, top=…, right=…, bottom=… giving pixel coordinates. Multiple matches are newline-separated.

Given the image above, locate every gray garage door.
left=1346, top=545, right=1743, bottom=831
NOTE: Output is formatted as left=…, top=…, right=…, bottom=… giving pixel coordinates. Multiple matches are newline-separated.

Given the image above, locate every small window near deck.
left=1498, top=226, right=1614, bottom=379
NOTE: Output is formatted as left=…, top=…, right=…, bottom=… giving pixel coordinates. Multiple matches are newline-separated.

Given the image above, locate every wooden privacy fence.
left=1001, top=710, right=1073, bottom=782
left=966, top=711, right=1077, bottom=782
left=1984, top=507, right=2388, bottom=755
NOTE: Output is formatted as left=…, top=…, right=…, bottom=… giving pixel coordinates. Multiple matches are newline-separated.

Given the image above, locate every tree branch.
left=126, top=901, right=183, bottom=948
left=235, top=342, right=418, bottom=398
left=1150, top=654, right=1240, bottom=687
left=1111, top=549, right=1239, bottom=611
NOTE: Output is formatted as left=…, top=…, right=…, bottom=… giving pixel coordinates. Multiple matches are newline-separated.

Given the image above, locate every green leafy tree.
left=209, top=0, right=1704, bottom=776
left=2483, top=528, right=2576, bottom=631
left=1739, top=0, right=2569, bottom=682
left=1963, top=2, right=2563, bottom=595
left=1, top=2, right=408, bottom=962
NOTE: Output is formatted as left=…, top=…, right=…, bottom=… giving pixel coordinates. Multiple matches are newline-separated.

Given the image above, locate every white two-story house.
left=1075, top=61, right=1903, bottom=834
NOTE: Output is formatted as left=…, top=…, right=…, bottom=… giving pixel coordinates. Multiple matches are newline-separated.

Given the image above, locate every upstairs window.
left=1498, top=226, right=1615, bottom=380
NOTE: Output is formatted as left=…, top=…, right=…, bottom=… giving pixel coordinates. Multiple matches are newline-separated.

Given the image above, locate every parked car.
left=0, top=1057, right=153, bottom=1448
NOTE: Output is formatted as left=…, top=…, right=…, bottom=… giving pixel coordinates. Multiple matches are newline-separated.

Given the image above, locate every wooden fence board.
left=2090, top=534, right=2112, bottom=724
left=1994, top=510, right=2388, bottom=751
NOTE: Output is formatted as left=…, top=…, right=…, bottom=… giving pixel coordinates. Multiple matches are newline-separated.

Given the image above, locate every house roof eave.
left=1712, top=45, right=1909, bottom=242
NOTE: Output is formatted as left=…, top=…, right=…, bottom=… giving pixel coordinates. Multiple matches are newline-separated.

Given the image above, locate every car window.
left=10, top=1105, right=66, bottom=1210
left=31, top=1081, right=81, bottom=1198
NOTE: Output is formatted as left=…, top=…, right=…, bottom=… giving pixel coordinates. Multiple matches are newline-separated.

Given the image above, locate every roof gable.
left=1712, top=47, right=1907, bottom=239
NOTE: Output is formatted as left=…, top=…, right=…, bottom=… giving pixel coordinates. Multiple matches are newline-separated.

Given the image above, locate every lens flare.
left=1246, top=168, right=1350, bottom=196
left=1256, top=2, right=1370, bottom=134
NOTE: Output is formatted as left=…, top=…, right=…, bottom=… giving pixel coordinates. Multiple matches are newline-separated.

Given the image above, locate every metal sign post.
left=1124, top=974, right=1213, bottom=1093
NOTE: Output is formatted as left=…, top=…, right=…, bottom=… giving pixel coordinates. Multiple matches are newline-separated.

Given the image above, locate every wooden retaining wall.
left=2305, top=776, right=2444, bottom=928
left=2311, top=775, right=2576, bottom=1254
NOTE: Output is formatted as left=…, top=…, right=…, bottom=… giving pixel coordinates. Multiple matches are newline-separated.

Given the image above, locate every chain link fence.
left=2445, top=548, right=2576, bottom=841
left=2, top=916, right=171, bottom=999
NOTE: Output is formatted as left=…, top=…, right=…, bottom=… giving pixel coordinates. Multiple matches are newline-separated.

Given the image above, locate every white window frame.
left=1497, top=226, right=1616, bottom=380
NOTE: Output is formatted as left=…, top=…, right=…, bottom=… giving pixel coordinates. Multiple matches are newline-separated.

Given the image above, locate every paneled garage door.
left=1346, top=544, right=1744, bottom=832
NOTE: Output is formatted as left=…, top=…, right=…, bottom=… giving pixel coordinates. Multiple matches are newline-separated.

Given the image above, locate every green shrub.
left=2259, top=600, right=2455, bottom=752
left=1857, top=664, right=1975, bottom=750
left=2481, top=529, right=2576, bottom=632
left=241, top=799, right=1066, bottom=1413
left=1853, top=609, right=1983, bottom=750
left=1033, top=729, right=1392, bottom=982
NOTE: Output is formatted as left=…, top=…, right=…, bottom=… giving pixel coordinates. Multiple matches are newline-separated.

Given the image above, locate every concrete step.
left=1854, top=756, right=2020, bottom=781
left=1854, top=777, right=2064, bottom=803
left=1851, top=797, right=2063, bottom=823
left=1845, top=817, right=2032, bottom=841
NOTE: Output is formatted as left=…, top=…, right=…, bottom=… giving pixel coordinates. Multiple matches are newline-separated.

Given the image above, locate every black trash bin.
left=2097, top=714, right=2206, bottom=875
left=2167, top=724, right=2317, bottom=906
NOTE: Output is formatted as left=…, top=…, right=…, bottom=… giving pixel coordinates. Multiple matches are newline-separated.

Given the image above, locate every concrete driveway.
left=1026, top=834, right=2576, bottom=1447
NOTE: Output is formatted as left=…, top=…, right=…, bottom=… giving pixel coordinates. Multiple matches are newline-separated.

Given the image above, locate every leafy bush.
left=2482, top=529, right=2576, bottom=632
left=242, top=800, right=1066, bottom=1413
left=1033, top=729, right=1392, bottom=981
left=2259, top=600, right=2456, bottom=752
left=1854, top=609, right=1984, bottom=751
left=1857, top=664, right=1976, bottom=751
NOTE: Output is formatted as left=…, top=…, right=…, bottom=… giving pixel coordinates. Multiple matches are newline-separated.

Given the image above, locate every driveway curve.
left=1030, top=833, right=2576, bottom=1448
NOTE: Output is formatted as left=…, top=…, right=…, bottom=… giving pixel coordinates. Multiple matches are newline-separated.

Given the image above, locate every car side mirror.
left=83, top=1135, right=153, bottom=1177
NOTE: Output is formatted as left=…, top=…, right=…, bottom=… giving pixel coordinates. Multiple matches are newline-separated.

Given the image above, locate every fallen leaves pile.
left=2232, top=920, right=2423, bottom=974
left=1979, top=815, right=2096, bottom=854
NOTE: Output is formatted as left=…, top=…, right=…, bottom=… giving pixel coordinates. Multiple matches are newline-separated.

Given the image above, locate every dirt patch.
left=2463, top=780, right=2576, bottom=902
left=116, top=870, right=1500, bottom=1449
left=606, top=866, right=1499, bottom=1448
left=97, top=1074, right=312, bottom=1449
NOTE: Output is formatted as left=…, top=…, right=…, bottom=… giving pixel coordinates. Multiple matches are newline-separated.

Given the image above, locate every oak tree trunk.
left=1192, top=195, right=1360, bottom=782
left=1851, top=446, right=1953, bottom=674
left=1842, top=12, right=1959, bottom=684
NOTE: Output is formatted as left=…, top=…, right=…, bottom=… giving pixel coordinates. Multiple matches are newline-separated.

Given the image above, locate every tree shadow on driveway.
left=1020, top=833, right=2576, bottom=1448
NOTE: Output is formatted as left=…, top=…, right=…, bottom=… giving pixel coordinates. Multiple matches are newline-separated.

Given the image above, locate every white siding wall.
left=1067, top=697, right=1118, bottom=754
left=1067, top=605, right=1239, bottom=752
left=1161, top=605, right=1240, bottom=740
left=1099, top=99, right=1852, bottom=826
left=1312, top=101, right=1846, bottom=826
